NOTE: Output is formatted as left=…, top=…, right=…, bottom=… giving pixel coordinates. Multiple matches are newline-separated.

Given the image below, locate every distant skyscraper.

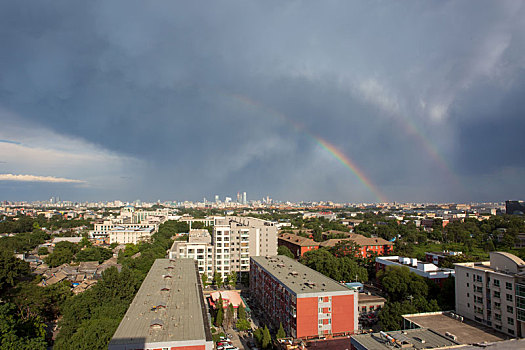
left=243, top=191, right=247, bottom=205
left=506, top=200, right=525, bottom=215
left=215, top=195, right=219, bottom=203
left=237, top=192, right=241, bottom=203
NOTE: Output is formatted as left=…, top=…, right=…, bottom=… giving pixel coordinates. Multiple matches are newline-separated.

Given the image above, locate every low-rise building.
left=358, top=293, right=386, bottom=315
left=250, top=255, right=358, bottom=340
left=109, top=226, right=155, bottom=244
left=425, top=251, right=462, bottom=266
left=320, top=234, right=394, bottom=258
left=376, top=256, right=455, bottom=286
left=278, top=233, right=319, bottom=258
left=108, top=259, right=213, bottom=350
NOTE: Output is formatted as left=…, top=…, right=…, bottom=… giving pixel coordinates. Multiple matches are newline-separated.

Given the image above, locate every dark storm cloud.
left=0, top=1, right=524, bottom=202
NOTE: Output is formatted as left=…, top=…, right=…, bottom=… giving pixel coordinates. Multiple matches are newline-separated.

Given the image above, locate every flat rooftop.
left=358, top=293, right=386, bottom=304
left=251, top=255, right=351, bottom=296
left=403, top=312, right=507, bottom=344
left=109, top=258, right=211, bottom=346
left=351, top=328, right=460, bottom=349
left=458, top=338, right=525, bottom=349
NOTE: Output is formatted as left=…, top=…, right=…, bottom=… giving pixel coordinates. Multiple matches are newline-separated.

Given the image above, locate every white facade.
left=376, top=256, right=455, bottom=280
left=169, top=230, right=214, bottom=278
left=455, top=252, right=525, bottom=337
left=109, top=226, right=154, bottom=244
left=169, top=217, right=277, bottom=280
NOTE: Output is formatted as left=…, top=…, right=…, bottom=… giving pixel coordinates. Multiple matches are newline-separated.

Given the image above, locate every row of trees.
left=0, top=245, right=72, bottom=348
left=299, top=248, right=369, bottom=283
left=377, top=265, right=454, bottom=330
left=43, top=240, right=114, bottom=267
left=0, top=214, right=93, bottom=235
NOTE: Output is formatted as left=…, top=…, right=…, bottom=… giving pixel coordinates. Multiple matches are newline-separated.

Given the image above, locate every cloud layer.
left=0, top=1, right=524, bottom=202
left=0, top=174, right=85, bottom=184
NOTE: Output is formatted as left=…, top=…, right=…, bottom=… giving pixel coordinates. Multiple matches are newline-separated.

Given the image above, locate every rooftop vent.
left=160, top=286, right=170, bottom=291
left=150, top=319, right=164, bottom=329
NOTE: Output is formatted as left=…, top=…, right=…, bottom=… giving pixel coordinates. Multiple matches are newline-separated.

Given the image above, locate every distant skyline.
left=1, top=1, right=525, bottom=203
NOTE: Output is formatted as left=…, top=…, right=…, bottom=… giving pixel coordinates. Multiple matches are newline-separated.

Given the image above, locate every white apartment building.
left=213, top=216, right=278, bottom=279
left=109, top=226, right=155, bottom=244
left=89, top=206, right=168, bottom=240
left=455, top=251, right=525, bottom=337
left=169, top=229, right=214, bottom=278
left=168, top=217, right=278, bottom=280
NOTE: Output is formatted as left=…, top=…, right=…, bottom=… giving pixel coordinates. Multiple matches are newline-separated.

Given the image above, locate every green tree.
left=330, top=240, right=361, bottom=258
left=37, top=247, right=49, bottom=255
left=215, top=296, right=224, bottom=327
left=225, top=303, right=235, bottom=329
left=202, top=273, right=208, bottom=287
left=276, top=322, right=286, bottom=339
left=213, top=271, right=223, bottom=288
left=0, top=250, right=30, bottom=293
left=254, top=327, right=263, bottom=345
left=377, top=266, right=428, bottom=302
left=262, top=325, right=271, bottom=349
left=277, top=245, right=295, bottom=259
left=237, top=303, right=246, bottom=320
left=236, top=318, right=251, bottom=331
left=0, top=302, right=47, bottom=350
left=229, top=271, right=237, bottom=287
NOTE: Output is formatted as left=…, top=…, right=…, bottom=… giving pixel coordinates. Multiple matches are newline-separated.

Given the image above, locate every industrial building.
left=108, top=259, right=213, bottom=350
left=250, top=255, right=358, bottom=340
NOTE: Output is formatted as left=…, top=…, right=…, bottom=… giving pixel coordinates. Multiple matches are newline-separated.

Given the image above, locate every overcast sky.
left=1, top=1, right=524, bottom=203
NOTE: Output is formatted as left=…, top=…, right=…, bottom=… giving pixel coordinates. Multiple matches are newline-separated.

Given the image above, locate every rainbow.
left=229, top=93, right=388, bottom=203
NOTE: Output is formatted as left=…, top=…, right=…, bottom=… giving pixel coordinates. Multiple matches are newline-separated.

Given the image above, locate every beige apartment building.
left=108, top=226, right=155, bottom=244
left=455, top=252, right=525, bottom=337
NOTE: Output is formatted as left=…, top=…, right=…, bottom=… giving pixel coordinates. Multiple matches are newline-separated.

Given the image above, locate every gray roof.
left=109, top=259, right=211, bottom=346
left=251, top=255, right=351, bottom=296
left=351, top=328, right=460, bottom=349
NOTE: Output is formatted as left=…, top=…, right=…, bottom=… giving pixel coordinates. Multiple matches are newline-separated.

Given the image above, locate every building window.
left=494, top=279, right=500, bottom=287
left=508, top=317, right=514, bottom=325
left=467, top=283, right=469, bottom=287
left=506, top=294, right=513, bottom=302
left=495, top=313, right=501, bottom=321
left=506, top=282, right=512, bottom=290
left=508, top=306, right=514, bottom=313
left=476, top=275, right=483, bottom=282
left=494, top=291, right=500, bottom=299
left=509, top=329, right=514, bottom=335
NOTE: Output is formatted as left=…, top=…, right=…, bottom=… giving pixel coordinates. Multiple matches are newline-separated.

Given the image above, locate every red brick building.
left=278, top=233, right=319, bottom=258
left=319, top=234, right=394, bottom=258
left=250, top=256, right=358, bottom=340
